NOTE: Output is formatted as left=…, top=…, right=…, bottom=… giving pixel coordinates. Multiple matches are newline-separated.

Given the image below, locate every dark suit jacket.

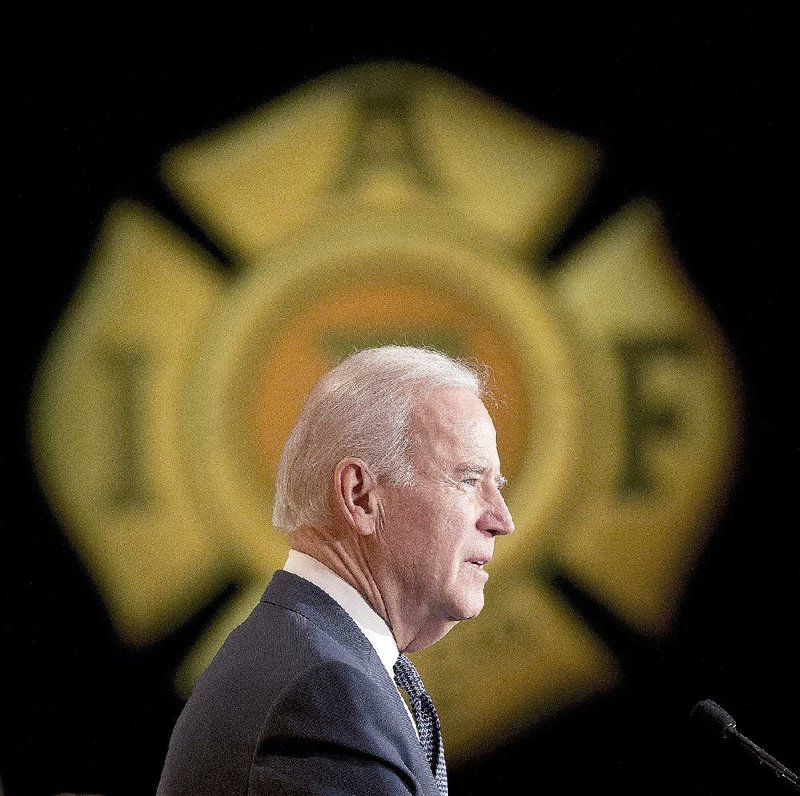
left=156, top=570, right=441, bottom=795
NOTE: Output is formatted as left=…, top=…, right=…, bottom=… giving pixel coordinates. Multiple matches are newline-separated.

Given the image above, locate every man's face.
left=375, top=385, right=514, bottom=647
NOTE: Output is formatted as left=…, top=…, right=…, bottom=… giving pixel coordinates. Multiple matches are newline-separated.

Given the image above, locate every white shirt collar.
left=283, top=549, right=400, bottom=679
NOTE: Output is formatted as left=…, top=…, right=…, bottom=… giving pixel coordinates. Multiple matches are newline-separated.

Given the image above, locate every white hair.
left=272, top=345, right=486, bottom=532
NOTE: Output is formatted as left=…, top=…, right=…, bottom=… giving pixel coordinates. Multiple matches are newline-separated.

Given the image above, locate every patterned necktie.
left=393, top=654, right=448, bottom=795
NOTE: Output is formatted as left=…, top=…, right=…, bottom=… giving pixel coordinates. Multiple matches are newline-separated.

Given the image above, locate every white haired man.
left=157, top=346, right=515, bottom=796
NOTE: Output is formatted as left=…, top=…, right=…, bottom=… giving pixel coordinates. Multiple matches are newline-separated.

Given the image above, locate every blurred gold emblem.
left=30, top=63, right=739, bottom=759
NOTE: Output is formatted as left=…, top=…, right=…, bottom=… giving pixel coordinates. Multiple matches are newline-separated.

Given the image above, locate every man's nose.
left=476, top=493, right=515, bottom=537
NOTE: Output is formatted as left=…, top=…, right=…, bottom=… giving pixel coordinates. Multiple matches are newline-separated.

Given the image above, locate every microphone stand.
left=691, top=699, right=800, bottom=792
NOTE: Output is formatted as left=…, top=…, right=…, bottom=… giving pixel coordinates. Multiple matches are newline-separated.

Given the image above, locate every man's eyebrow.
left=456, top=463, right=485, bottom=475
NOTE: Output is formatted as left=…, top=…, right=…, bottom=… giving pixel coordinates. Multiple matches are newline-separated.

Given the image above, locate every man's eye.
left=461, top=478, right=478, bottom=486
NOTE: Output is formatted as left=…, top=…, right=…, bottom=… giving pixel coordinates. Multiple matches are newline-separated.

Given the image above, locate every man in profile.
left=157, top=345, right=515, bottom=795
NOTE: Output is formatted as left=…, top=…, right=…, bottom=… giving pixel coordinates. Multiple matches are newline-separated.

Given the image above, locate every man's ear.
left=333, top=457, right=381, bottom=536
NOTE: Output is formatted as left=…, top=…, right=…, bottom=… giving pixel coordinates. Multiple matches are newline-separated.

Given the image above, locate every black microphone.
left=691, top=699, right=800, bottom=791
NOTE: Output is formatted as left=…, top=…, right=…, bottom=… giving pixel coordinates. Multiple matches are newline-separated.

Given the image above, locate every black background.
left=4, top=8, right=797, bottom=795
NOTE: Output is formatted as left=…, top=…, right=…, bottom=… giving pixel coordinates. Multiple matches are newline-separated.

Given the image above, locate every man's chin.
left=453, top=592, right=485, bottom=621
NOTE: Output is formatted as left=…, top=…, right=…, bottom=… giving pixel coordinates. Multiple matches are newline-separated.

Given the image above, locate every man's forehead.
left=410, top=388, right=497, bottom=453
left=411, top=386, right=489, bottom=424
